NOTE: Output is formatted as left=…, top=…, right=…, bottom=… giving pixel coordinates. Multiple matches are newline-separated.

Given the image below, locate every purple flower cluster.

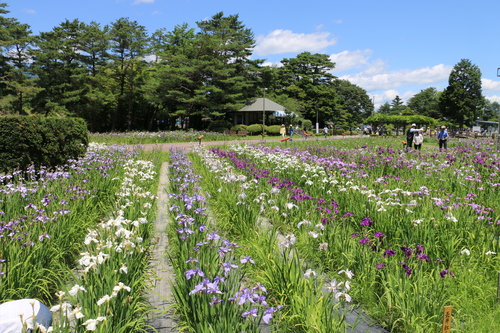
left=169, top=148, right=281, bottom=326
left=0, top=144, right=137, bottom=276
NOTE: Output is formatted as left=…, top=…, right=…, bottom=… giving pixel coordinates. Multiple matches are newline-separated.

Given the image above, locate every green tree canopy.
left=407, top=87, right=441, bottom=119
left=439, top=59, right=484, bottom=127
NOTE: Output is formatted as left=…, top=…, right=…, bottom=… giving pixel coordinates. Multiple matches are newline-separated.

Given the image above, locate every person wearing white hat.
left=0, top=299, right=52, bottom=332
left=280, top=124, right=286, bottom=138
left=406, top=123, right=424, bottom=151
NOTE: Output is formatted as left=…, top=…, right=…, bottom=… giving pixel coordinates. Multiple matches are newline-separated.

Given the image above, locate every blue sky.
left=6, top=0, right=500, bottom=108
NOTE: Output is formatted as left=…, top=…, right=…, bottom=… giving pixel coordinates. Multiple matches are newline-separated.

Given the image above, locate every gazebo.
left=233, top=98, right=287, bottom=126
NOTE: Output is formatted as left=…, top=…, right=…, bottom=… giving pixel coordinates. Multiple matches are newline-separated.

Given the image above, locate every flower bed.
left=1, top=143, right=162, bottom=332
left=195, top=138, right=500, bottom=332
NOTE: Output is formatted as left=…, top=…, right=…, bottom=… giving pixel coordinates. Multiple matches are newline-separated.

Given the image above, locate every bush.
left=302, top=119, right=312, bottom=130
left=0, top=116, right=88, bottom=172
left=247, top=124, right=265, bottom=134
left=266, top=125, right=282, bottom=136
left=208, top=120, right=232, bottom=132
left=231, top=124, right=247, bottom=131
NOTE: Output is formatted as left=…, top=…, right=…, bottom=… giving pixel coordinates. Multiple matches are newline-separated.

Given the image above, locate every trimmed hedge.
left=247, top=124, right=265, bottom=134
left=230, top=124, right=247, bottom=131
left=265, top=125, right=281, bottom=135
left=0, top=116, right=88, bottom=172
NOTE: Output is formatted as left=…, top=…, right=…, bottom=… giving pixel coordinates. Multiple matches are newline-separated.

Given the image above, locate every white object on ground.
left=0, top=299, right=52, bottom=332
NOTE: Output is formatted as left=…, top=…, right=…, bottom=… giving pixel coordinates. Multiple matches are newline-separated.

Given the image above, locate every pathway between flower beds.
left=146, top=150, right=389, bottom=333
left=147, top=161, right=177, bottom=333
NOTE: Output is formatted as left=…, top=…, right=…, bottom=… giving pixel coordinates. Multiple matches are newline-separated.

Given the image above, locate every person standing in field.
left=324, top=125, right=329, bottom=138
left=406, top=123, right=423, bottom=151
left=280, top=124, right=286, bottom=138
left=413, top=130, right=424, bottom=151
left=437, top=125, right=449, bottom=151
left=289, top=124, right=294, bottom=141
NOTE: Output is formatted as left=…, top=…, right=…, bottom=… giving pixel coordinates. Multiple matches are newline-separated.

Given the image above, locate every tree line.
left=0, top=4, right=375, bottom=132
left=0, top=3, right=492, bottom=132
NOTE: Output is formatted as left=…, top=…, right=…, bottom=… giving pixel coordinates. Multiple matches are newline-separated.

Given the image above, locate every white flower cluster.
left=46, top=157, right=155, bottom=331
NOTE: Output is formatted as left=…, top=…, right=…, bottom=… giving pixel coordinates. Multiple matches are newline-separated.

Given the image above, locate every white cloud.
left=23, top=9, right=36, bottom=14
left=253, top=30, right=336, bottom=56
left=133, top=0, right=154, bottom=4
left=329, top=49, right=372, bottom=73
left=340, top=64, right=452, bottom=92
left=261, top=61, right=282, bottom=67
left=482, top=78, right=500, bottom=94
left=487, top=95, right=500, bottom=103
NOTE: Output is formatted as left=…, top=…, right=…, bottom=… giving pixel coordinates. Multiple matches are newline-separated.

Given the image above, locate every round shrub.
left=231, top=124, right=247, bottom=131
left=302, top=119, right=312, bottom=130
left=247, top=124, right=265, bottom=134
left=266, top=125, right=282, bottom=135
left=208, top=120, right=232, bottom=132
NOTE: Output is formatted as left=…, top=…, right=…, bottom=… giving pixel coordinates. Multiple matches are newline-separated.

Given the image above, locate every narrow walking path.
left=147, top=162, right=177, bottom=333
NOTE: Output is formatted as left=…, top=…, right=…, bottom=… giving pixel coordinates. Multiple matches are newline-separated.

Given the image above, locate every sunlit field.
left=3, top=135, right=500, bottom=332
left=179, top=137, right=500, bottom=332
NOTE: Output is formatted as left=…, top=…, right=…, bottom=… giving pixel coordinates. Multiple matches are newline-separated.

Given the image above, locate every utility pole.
left=497, top=69, right=500, bottom=150
left=262, top=88, right=267, bottom=134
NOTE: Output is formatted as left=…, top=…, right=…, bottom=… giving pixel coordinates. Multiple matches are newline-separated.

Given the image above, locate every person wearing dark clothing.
left=406, top=123, right=422, bottom=151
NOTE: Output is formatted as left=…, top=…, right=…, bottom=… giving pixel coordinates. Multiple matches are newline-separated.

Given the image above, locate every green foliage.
left=439, top=59, right=484, bottom=127
left=274, top=52, right=342, bottom=126
left=246, top=123, right=264, bottom=134
left=407, top=87, right=441, bottom=119
left=230, top=124, right=247, bottom=131
left=207, top=119, right=232, bottom=132
left=301, top=119, right=312, bottom=130
left=0, top=4, right=375, bottom=134
left=332, top=79, right=374, bottom=125
left=366, top=113, right=437, bottom=127
left=265, top=125, right=281, bottom=135
left=0, top=115, right=88, bottom=172
left=385, top=123, right=395, bottom=135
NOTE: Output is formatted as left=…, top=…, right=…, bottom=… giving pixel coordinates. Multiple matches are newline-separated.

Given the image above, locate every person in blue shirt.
left=289, top=124, right=294, bottom=141
left=437, top=125, right=449, bottom=151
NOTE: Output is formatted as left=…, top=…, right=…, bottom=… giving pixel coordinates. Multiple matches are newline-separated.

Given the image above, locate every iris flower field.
left=1, top=136, right=500, bottom=332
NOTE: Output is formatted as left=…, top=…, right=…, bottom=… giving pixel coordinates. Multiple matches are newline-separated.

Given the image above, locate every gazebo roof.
left=238, top=98, right=285, bottom=112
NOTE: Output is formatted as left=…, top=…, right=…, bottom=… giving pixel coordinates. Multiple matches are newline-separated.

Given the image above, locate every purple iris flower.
left=242, top=307, right=258, bottom=318
left=240, top=256, right=255, bottom=264
left=383, top=249, right=395, bottom=258
left=360, top=217, right=373, bottom=226
left=185, top=268, right=205, bottom=280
